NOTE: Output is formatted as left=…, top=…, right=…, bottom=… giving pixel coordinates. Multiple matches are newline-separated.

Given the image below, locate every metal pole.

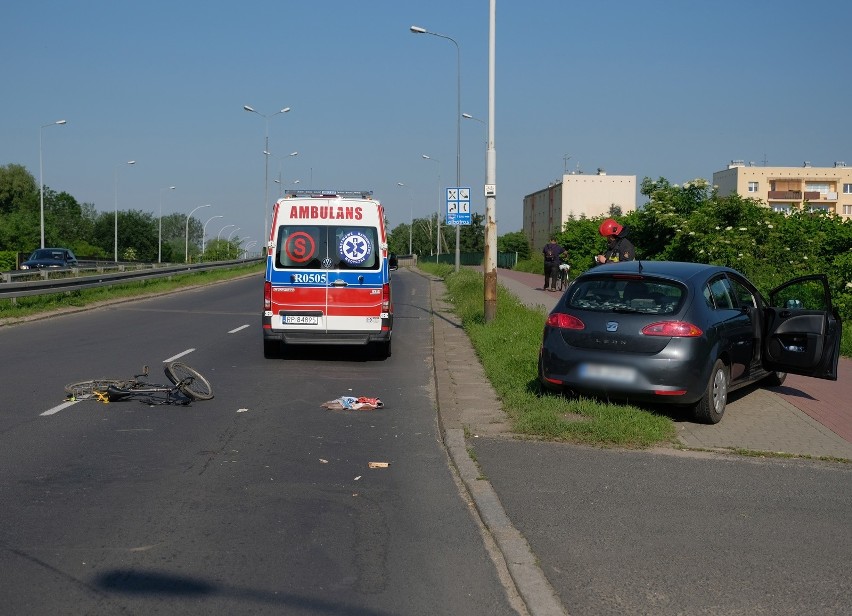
left=114, top=160, right=136, bottom=263
left=410, top=26, right=461, bottom=272
left=185, top=204, right=210, bottom=263
left=484, top=0, right=498, bottom=322
left=39, top=120, right=66, bottom=249
left=158, top=186, right=175, bottom=263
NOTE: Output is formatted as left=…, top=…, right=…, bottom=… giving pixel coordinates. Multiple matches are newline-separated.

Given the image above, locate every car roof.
left=578, top=260, right=736, bottom=283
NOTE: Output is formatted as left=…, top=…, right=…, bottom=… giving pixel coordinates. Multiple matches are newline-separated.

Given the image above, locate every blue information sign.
left=445, top=187, right=471, bottom=226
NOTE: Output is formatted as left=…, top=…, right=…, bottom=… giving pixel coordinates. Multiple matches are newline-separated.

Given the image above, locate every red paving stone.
left=771, top=358, right=852, bottom=443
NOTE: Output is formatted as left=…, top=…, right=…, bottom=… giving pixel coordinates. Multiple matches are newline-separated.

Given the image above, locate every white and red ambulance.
left=262, top=190, right=393, bottom=358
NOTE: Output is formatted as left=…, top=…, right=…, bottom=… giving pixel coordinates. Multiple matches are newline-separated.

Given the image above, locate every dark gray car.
left=20, top=248, right=78, bottom=270
left=538, top=261, right=841, bottom=423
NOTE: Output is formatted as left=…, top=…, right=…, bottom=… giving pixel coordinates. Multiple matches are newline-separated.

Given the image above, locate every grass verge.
left=422, top=263, right=677, bottom=448
left=0, top=262, right=264, bottom=323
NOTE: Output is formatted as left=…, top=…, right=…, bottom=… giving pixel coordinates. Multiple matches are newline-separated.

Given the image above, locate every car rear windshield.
left=274, top=225, right=380, bottom=270
left=566, top=277, right=685, bottom=314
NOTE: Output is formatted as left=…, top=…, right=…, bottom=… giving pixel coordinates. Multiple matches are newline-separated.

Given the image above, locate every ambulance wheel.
left=375, top=339, right=392, bottom=359
left=263, top=339, right=281, bottom=359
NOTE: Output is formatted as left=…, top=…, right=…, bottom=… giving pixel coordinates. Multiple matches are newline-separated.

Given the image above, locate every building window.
left=844, top=205, right=852, bottom=216
left=807, top=204, right=831, bottom=213
left=772, top=204, right=792, bottom=214
left=805, top=182, right=830, bottom=195
left=748, top=181, right=759, bottom=193
left=843, top=183, right=852, bottom=194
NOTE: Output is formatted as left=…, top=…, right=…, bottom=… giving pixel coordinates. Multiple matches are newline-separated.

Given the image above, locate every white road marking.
left=229, top=324, right=250, bottom=334
left=163, top=349, right=195, bottom=362
left=41, top=398, right=85, bottom=416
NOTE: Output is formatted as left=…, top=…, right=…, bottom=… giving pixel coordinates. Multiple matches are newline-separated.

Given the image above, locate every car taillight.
left=545, top=313, right=585, bottom=330
left=382, top=283, right=390, bottom=312
left=264, top=281, right=271, bottom=310
left=642, top=321, right=703, bottom=337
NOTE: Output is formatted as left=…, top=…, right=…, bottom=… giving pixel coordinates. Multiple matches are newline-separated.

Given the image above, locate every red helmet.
left=599, top=218, right=623, bottom=237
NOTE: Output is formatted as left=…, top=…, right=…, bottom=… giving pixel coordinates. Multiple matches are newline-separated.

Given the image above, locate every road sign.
left=446, top=187, right=471, bottom=226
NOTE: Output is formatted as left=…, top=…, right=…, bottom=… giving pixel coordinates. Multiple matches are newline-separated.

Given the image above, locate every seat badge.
left=606, top=321, right=619, bottom=332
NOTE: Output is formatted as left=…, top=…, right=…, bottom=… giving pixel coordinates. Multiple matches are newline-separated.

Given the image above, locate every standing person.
left=595, top=218, right=635, bottom=264
left=542, top=235, right=567, bottom=291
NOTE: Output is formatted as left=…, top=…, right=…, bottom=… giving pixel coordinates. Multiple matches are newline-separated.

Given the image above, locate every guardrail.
left=0, top=258, right=264, bottom=301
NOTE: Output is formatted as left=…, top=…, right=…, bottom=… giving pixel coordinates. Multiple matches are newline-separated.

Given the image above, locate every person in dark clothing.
left=595, top=218, right=635, bottom=264
left=542, top=236, right=567, bottom=290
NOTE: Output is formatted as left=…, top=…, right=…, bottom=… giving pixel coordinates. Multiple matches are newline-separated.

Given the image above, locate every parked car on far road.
left=20, top=248, right=78, bottom=270
left=538, top=260, right=841, bottom=424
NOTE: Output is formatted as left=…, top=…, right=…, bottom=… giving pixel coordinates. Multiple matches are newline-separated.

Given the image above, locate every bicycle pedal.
left=93, top=391, right=110, bottom=404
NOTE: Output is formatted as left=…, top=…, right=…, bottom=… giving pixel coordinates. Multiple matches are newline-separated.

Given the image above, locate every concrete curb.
left=426, top=270, right=568, bottom=616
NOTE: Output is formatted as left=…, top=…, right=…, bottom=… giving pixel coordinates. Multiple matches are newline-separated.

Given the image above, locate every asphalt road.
left=0, top=273, right=519, bottom=616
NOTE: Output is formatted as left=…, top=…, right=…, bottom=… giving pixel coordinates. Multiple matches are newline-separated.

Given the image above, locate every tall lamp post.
left=114, top=160, right=136, bottom=262
left=243, top=104, right=291, bottom=252
left=484, top=0, right=497, bottom=322
left=227, top=227, right=241, bottom=259
left=411, top=25, right=461, bottom=272
left=158, top=185, right=176, bottom=263
left=274, top=151, right=299, bottom=197
left=202, top=214, right=223, bottom=256
left=39, top=119, right=67, bottom=249
left=397, top=182, right=413, bottom=255
left=422, top=155, right=441, bottom=260
left=185, top=204, right=210, bottom=263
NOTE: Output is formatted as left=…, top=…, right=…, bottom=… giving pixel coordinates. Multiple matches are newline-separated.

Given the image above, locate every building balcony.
left=768, top=190, right=801, bottom=200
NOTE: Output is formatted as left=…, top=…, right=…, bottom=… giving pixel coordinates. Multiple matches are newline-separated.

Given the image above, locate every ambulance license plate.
left=284, top=315, right=319, bottom=325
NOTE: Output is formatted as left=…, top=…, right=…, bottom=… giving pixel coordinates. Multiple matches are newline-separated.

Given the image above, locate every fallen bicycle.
left=65, top=362, right=213, bottom=405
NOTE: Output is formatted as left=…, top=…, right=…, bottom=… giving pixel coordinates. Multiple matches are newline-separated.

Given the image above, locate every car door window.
left=707, top=276, right=735, bottom=309
left=728, top=277, right=758, bottom=308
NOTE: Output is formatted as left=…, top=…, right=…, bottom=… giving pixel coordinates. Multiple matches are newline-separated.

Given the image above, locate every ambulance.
left=262, top=190, right=393, bottom=358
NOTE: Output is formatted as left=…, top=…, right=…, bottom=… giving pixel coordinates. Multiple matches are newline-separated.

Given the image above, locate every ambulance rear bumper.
left=263, top=328, right=391, bottom=346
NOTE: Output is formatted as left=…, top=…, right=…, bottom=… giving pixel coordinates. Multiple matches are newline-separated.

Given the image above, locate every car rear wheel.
left=693, top=359, right=729, bottom=424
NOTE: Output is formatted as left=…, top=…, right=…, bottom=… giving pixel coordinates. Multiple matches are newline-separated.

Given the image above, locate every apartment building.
left=523, top=169, right=636, bottom=252
left=712, top=160, right=852, bottom=220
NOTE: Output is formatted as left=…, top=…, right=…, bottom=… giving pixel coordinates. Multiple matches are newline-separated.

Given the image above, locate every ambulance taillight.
left=382, top=283, right=390, bottom=313
left=264, top=281, right=272, bottom=310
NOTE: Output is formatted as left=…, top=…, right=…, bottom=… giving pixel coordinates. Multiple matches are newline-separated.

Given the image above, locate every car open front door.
left=762, top=274, right=841, bottom=380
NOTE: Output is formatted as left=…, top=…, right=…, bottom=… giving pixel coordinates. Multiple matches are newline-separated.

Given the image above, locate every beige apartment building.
left=523, top=169, right=636, bottom=252
left=713, top=160, right=852, bottom=220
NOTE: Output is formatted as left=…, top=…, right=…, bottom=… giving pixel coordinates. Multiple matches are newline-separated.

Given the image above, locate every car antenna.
left=637, top=257, right=643, bottom=273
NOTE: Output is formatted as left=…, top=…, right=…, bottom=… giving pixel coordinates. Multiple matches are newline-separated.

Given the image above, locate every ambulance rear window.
left=275, top=225, right=381, bottom=270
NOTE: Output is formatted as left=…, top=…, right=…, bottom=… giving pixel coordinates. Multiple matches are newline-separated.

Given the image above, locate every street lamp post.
left=411, top=25, right=462, bottom=272
left=202, top=214, right=223, bottom=256
left=422, top=155, right=441, bottom=260
left=243, top=105, right=291, bottom=252
left=484, top=0, right=498, bottom=322
left=39, top=119, right=67, bottom=249
left=158, top=185, right=176, bottom=264
left=397, top=182, right=413, bottom=255
left=185, top=204, right=211, bottom=263
left=227, top=227, right=241, bottom=259
left=114, top=160, right=136, bottom=262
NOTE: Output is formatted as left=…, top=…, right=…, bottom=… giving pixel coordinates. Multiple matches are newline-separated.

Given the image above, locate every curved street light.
left=243, top=104, right=291, bottom=251
left=114, top=160, right=136, bottom=262
left=397, top=182, right=413, bottom=254
left=185, top=204, right=210, bottom=263
left=227, top=227, right=241, bottom=259
left=411, top=24, right=462, bottom=271
left=202, top=214, right=223, bottom=256
left=422, top=154, right=441, bottom=260
left=158, top=185, right=176, bottom=263
left=39, top=119, right=67, bottom=249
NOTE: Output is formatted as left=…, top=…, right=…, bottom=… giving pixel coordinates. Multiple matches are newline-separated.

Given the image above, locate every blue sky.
left=2, top=0, right=850, bottom=250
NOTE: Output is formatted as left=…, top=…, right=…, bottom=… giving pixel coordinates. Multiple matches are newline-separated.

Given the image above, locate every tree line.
left=0, top=163, right=242, bottom=263
left=528, top=177, right=852, bottom=321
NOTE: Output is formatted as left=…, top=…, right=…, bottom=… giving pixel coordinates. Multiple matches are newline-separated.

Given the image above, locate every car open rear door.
left=761, top=274, right=841, bottom=380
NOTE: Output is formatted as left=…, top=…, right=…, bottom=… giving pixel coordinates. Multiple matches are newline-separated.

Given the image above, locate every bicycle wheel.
left=65, top=379, right=135, bottom=398
left=164, top=362, right=214, bottom=401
